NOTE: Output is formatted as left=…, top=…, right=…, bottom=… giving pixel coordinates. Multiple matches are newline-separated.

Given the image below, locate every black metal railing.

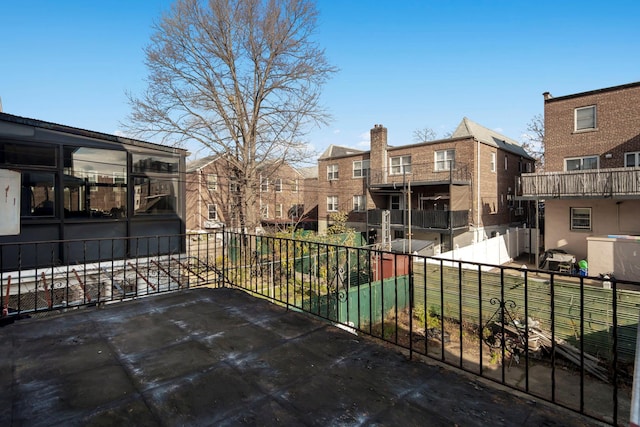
left=1, top=230, right=637, bottom=426
left=368, top=163, right=472, bottom=186
left=368, top=209, right=468, bottom=229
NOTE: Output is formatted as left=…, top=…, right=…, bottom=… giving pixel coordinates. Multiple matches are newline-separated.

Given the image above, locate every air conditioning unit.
left=514, top=207, right=524, bottom=216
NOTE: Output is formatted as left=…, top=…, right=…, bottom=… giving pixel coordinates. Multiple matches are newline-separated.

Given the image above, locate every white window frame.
left=207, top=204, right=218, bottom=221
left=353, top=160, right=370, bottom=178
left=274, top=178, right=282, bottom=193
left=327, top=195, right=338, bottom=212
left=490, top=153, right=496, bottom=172
left=575, top=105, right=597, bottom=131
left=353, top=195, right=366, bottom=212
left=390, top=155, right=411, bottom=175
left=564, top=156, right=599, bottom=171
left=570, top=207, right=592, bottom=231
left=207, top=174, right=217, bottom=190
left=390, top=195, right=402, bottom=210
left=260, top=176, right=268, bottom=192
left=260, top=203, right=269, bottom=219
left=434, top=150, right=455, bottom=171
left=625, top=151, right=640, bottom=167
left=327, top=164, right=339, bottom=180
left=292, top=179, right=299, bottom=192
left=275, top=203, right=283, bottom=218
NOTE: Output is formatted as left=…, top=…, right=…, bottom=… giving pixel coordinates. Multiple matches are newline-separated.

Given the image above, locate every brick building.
left=185, top=156, right=309, bottom=232
left=519, top=82, right=640, bottom=279
left=317, top=118, right=534, bottom=252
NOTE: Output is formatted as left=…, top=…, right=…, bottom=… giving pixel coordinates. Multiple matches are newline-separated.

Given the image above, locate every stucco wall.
left=587, top=236, right=640, bottom=281
left=544, top=199, right=640, bottom=261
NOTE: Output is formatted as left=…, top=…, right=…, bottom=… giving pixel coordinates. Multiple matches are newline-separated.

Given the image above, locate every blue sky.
left=1, top=1, right=639, bottom=160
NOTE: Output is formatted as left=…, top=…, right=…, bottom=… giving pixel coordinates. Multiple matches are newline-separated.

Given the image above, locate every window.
left=504, top=155, right=508, bottom=171
left=353, top=160, right=370, bottom=178
left=526, top=162, right=533, bottom=173
left=1, top=142, right=57, bottom=167
left=625, top=152, right=640, bottom=167
left=490, top=153, right=496, bottom=172
left=292, top=179, right=299, bottom=192
left=575, top=105, right=596, bottom=131
left=65, top=147, right=128, bottom=218
left=21, top=172, right=56, bottom=217
left=275, top=203, right=283, bottom=218
left=274, top=178, right=282, bottom=192
left=208, top=204, right=217, bottom=220
left=390, top=155, right=411, bottom=175
left=260, top=204, right=269, bottom=219
left=435, top=150, right=455, bottom=171
left=327, top=164, right=339, bottom=180
left=229, top=178, right=241, bottom=193
left=207, top=174, right=217, bottom=190
left=327, top=196, right=338, bottom=212
left=565, top=156, right=598, bottom=171
left=390, top=195, right=402, bottom=210
left=570, top=207, right=592, bottom=231
left=353, top=195, right=365, bottom=212
left=260, top=177, right=268, bottom=192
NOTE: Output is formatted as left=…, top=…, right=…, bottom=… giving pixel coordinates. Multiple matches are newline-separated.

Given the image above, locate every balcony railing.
left=368, top=209, right=469, bottom=230
left=519, top=167, right=640, bottom=198
left=368, top=163, right=471, bottom=187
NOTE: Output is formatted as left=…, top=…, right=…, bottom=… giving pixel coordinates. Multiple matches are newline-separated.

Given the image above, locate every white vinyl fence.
left=430, top=227, right=537, bottom=270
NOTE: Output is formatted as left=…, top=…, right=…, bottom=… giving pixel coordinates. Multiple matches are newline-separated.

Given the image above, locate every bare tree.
left=126, top=0, right=336, bottom=230
left=521, top=114, right=545, bottom=171
left=412, top=127, right=438, bottom=143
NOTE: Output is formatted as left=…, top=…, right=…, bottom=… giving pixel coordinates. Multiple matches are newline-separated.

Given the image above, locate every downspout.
left=476, top=139, right=481, bottom=241
left=198, top=170, right=202, bottom=230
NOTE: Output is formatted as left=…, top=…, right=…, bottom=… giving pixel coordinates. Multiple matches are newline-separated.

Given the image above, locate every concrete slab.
left=1, top=288, right=604, bottom=426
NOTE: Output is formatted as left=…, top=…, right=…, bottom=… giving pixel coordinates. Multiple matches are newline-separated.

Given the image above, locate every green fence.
left=305, top=275, right=410, bottom=326
left=413, top=261, right=640, bottom=362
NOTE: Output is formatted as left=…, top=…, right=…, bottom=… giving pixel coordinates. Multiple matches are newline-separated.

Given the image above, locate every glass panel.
left=626, top=153, right=638, bottom=167
left=63, top=147, right=127, bottom=218
left=583, top=156, right=598, bottom=170
left=208, top=204, right=217, bottom=220
left=571, top=208, right=591, bottom=230
left=132, top=153, right=179, bottom=173
left=21, top=172, right=55, bottom=217
left=576, top=106, right=595, bottom=130
left=133, top=176, right=178, bottom=215
left=1, top=142, right=57, bottom=167
left=566, top=159, right=581, bottom=170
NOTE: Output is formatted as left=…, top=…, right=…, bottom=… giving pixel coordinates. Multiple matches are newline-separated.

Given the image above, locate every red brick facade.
left=317, top=121, right=534, bottom=247
left=185, top=157, right=307, bottom=232
left=544, top=82, right=640, bottom=172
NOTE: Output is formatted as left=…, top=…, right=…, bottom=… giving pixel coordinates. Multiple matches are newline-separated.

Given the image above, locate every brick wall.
left=544, top=82, right=640, bottom=171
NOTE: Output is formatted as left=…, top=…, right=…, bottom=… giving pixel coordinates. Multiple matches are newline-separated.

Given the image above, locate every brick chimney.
left=370, top=124, right=387, bottom=181
left=543, top=92, right=553, bottom=101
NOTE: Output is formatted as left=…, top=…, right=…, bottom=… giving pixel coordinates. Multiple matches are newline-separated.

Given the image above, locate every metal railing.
left=368, top=163, right=472, bottom=186
left=1, top=230, right=637, bottom=426
left=368, top=209, right=469, bottom=229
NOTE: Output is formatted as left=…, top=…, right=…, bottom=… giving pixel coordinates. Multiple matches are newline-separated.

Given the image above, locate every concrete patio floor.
left=1, top=287, right=603, bottom=426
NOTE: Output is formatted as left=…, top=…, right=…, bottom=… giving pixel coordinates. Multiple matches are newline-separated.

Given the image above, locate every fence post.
left=631, top=307, right=640, bottom=427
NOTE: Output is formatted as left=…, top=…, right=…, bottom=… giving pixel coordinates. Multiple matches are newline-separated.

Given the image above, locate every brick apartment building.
left=185, top=156, right=309, bottom=232
left=519, top=82, right=640, bottom=280
left=317, top=118, right=535, bottom=253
